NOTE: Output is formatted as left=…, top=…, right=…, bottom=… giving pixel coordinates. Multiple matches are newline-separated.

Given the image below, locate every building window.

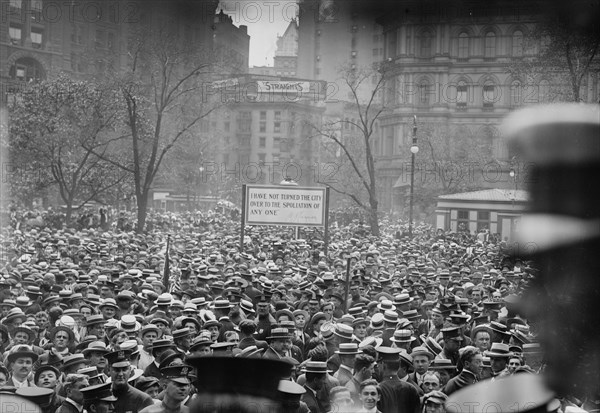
left=258, top=154, right=266, bottom=164
left=483, top=80, right=497, bottom=110
left=539, top=80, right=550, bottom=103
left=457, top=81, right=468, bottom=110
left=259, top=121, right=266, bottom=133
left=540, top=35, right=551, bottom=52
left=259, top=137, right=266, bottom=148
left=457, top=210, right=469, bottom=232
left=419, top=79, right=430, bottom=105
left=9, top=24, right=21, bottom=44
left=31, top=0, right=42, bottom=11
left=260, top=111, right=267, bottom=120
left=510, top=80, right=522, bottom=106
left=237, top=111, right=252, bottom=133
left=107, top=32, right=115, bottom=51
left=274, top=121, right=281, bottom=133
left=484, top=32, right=496, bottom=58
left=386, top=31, right=397, bottom=59
left=274, top=111, right=281, bottom=120
left=458, top=32, right=469, bottom=58
left=31, top=27, right=43, bottom=48
left=384, top=126, right=394, bottom=155
left=512, top=31, right=523, bottom=57
left=477, top=211, right=490, bottom=231
left=95, top=29, right=105, bottom=48
left=420, top=31, right=432, bottom=57
left=72, top=25, right=85, bottom=45
left=273, top=137, right=281, bottom=150
left=10, top=0, right=21, bottom=8
left=10, top=57, right=44, bottom=82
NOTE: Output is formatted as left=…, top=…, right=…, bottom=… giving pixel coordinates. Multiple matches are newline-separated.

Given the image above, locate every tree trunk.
left=65, top=203, right=73, bottom=227
left=136, top=191, right=148, bottom=233
left=369, top=198, right=380, bottom=236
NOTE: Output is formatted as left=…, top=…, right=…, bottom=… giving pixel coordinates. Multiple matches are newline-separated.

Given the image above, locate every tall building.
left=1, top=0, right=129, bottom=93
left=206, top=74, right=327, bottom=188
left=249, top=66, right=277, bottom=76
left=372, top=0, right=600, bottom=214
left=213, top=9, right=250, bottom=73
left=0, top=0, right=220, bottom=101
left=274, top=19, right=298, bottom=77
left=296, top=0, right=384, bottom=102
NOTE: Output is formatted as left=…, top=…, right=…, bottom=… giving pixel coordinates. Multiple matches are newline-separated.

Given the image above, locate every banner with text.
left=244, top=185, right=327, bottom=227
left=257, top=81, right=311, bottom=95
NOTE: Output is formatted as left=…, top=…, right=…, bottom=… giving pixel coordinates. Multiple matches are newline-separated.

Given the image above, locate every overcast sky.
left=220, top=0, right=299, bottom=67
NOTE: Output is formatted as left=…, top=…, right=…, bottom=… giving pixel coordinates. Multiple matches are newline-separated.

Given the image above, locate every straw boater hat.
left=267, top=327, right=293, bottom=341
left=390, top=329, right=416, bottom=343
left=7, top=345, right=39, bottom=364
left=117, top=315, right=141, bottom=333
left=335, top=343, right=362, bottom=355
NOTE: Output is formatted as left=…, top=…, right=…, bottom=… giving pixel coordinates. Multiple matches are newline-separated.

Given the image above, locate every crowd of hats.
left=0, top=205, right=553, bottom=412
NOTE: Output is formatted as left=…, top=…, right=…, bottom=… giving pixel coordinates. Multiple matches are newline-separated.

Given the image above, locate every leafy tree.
left=9, top=74, right=128, bottom=224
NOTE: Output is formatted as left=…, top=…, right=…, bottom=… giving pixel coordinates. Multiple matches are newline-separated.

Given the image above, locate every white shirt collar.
left=11, top=376, right=29, bottom=388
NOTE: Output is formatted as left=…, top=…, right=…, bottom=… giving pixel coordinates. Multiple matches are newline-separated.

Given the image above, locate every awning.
left=393, top=175, right=410, bottom=189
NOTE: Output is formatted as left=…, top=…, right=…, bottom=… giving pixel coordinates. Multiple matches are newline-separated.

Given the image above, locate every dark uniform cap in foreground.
left=503, top=103, right=600, bottom=398
left=160, top=364, right=192, bottom=384
left=446, top=374, right=553, bottom=413
left=186, top=356, right=293, bottom=411
left=503, top=103, right=600, bottom=251
left=81, top=382, right=118, bottom=402
left=104, top=349, right=132, bottom=368
left=15, top=387, right=54, bottom=407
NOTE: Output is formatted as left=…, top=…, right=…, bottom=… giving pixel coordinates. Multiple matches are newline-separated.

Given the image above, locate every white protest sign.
left=244, top=185, right=327, bottom=227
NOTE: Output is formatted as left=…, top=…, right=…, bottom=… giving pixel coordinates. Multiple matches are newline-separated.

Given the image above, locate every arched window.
left=483, top=79, right=497, bottom=109
left=420, top=31, right=432, bottom=57
left=484, top=32, right=496, bottom=58
left=539, top=79, right=550, bottom=103
left=458, top=33, right=469, bottom=58
left=419, top=79, right=430, bottom=105
left=457, top=80, right=468, bottom=110
left=510, top=80, right=522, bottom=106
left=9, top=57, right=45, bottom=82
left=512, top=31, right=523, bottom=57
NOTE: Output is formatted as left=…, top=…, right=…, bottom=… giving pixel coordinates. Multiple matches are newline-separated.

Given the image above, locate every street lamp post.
left=409, top=116, right=419, bottom=238
left=509, top=155, right=518, bottom=205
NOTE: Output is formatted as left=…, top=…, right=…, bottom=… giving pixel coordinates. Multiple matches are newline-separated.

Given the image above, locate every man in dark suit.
left=237, top=320, right=268, bottom=351
left=300, top=361, right=328, bottom=413
left=213, top=300, right=235, bottom=342
left=375, top=347, right=421, bottom=413
left=106, top=349, right=154, bottom=413
left=263, top=328, right=292, bottom=360
left=56, top=374, right=90, bottom=413
left=142, top=339, right=174, bottom=381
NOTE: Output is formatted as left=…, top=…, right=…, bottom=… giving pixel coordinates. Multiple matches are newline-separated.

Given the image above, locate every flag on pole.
left=163, top=235, right=171, bottom=292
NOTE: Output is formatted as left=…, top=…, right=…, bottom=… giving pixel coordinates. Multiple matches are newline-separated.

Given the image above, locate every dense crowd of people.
left=0, top=202, right=572, bottom=413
